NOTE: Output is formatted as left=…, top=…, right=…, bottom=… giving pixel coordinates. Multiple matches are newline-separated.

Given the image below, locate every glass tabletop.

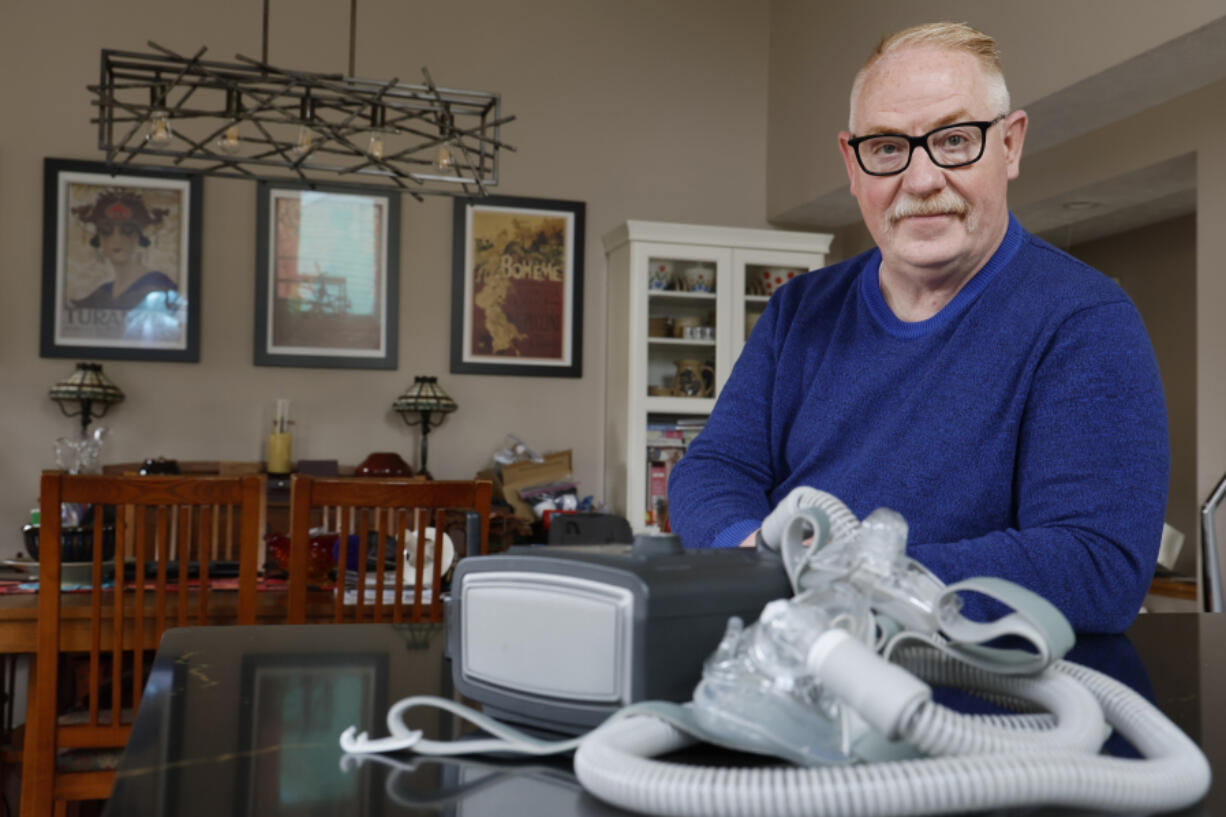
left=103, top=614, right=1225, bottom=816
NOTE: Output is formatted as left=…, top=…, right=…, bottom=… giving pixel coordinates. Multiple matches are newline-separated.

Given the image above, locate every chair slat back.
left=286, top=477, right=491, bottom=624
left=24, top=471, right=265, bottom=815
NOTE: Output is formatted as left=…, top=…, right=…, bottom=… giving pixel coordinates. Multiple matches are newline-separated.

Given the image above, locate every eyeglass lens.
left=857, top=123, right=986, bottom=174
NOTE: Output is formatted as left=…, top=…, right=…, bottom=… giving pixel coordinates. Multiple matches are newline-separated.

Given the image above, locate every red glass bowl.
left=265, top=531, right=337, bottom=584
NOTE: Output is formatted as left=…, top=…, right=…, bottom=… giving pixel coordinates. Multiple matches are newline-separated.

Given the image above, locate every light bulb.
left=146, top=110, right=173, bottom=145
left=217, top=124, right=241, bottom=154
left=292, top=125, right=313, bottom=158
left=368, top=133, right=385, bottom=160
left=435, top=143, right=455, bottom=170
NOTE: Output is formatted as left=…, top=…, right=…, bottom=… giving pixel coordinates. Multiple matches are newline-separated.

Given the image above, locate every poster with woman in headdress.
left=40, top=159, right=202, bottom=362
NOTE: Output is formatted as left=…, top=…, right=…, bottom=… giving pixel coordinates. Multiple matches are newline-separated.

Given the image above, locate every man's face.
left=838, top=47, right=1026, bottom=283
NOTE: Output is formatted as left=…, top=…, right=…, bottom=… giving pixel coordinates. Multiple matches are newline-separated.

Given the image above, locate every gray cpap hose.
left=760, top=487, right=860, bottom=551
left=573, top=647, right=1211, bottom=817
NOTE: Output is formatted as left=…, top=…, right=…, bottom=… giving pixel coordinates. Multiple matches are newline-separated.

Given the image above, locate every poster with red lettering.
left=450, top=195, right=585, bottom=377
left=40, top=159, right=202, bottom=362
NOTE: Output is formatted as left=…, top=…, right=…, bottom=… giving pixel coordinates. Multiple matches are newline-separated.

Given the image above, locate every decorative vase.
left=671, top=359, right=715, bottom=397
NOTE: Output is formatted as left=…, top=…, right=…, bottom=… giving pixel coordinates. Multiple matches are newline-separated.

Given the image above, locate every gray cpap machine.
left=445, top=536, right=793, bottom=733
left=342, top=490, right=1213, bottom=817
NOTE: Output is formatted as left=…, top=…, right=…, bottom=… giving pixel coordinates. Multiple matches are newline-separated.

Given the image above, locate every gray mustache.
left=888, top=193, right=970, bottom=222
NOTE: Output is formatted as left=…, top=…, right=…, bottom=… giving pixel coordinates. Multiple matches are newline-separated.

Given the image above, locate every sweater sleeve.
left=909, top=301, right=1169, bottom=634
left=667, top=297, right=782, bottom=549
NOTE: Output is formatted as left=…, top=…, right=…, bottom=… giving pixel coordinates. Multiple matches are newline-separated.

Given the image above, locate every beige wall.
left=0, top=0, right=773, bottom=541
left=1070, top=216, right=1198, bottom=575
left=766, top=0, right=1226, bottom=221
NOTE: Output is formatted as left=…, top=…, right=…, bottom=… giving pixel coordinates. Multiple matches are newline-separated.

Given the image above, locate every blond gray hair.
left=848, top=22, right=1011, bottom=132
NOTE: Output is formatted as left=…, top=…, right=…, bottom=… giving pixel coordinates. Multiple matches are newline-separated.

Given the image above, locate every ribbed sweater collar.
left=861, top=214, right=1023, bottom=338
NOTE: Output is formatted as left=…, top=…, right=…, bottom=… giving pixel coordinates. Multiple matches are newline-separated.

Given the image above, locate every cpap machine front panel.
left=459, top=571, right=636, bottom=704
left=447, top=544, right=793, bottom=733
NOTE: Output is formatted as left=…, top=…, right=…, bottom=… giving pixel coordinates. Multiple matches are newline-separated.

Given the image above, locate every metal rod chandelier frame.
left=89, top=9, right=514, bottom=199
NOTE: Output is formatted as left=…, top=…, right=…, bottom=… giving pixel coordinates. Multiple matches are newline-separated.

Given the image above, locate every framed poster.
left=40, top=158, right=202, bottom=362
left=450, top=195, right=585, bottom=377
left=254, top=181, right=399, bottom=369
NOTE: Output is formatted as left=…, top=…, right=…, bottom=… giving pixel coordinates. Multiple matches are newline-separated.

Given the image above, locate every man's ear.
left=838, top=131, right=860, bottom=197
left=1002, top=110, right=1028, bottom=181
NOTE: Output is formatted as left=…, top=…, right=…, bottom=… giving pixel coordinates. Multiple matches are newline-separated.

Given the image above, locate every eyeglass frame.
left=847, top=114, right=1009, bottom=177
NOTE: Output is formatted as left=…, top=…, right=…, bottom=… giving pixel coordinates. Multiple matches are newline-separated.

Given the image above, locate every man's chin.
left=882, top=233, right=969, bottom=272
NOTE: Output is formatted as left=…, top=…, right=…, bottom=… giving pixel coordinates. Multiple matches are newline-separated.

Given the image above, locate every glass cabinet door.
left=731, top=249, right=824, bottom=353
left=637, top=244, right=729, bottom=409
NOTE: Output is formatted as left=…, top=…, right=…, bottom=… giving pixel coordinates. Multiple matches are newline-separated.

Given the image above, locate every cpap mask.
left=340, top=489, right=1212, bottom=816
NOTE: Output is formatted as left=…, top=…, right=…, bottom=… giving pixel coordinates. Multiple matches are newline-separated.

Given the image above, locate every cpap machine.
left=340, top=489, right=1212, bottom=816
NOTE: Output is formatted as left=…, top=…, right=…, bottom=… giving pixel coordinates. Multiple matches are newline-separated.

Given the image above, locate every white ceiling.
left=784, top=16, right=1226, bottom=242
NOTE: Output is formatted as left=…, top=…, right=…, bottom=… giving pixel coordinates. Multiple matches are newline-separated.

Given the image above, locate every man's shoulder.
left=1015, top=229, right=1111, bottom=283
left=1009, top=228, right=1131, bottom=308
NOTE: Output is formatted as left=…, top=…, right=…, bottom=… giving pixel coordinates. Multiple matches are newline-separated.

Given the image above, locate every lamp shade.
left=49, top=362, right=125, bottom=409
left=393, top=376, right=457, bottom=417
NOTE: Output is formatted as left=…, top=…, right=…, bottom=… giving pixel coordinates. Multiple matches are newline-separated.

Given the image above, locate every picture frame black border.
left=449, top=194, right=585, bottom=378
left=39, top=157, right=203, bottom=362
left=253, top=179, right=400, bottom=370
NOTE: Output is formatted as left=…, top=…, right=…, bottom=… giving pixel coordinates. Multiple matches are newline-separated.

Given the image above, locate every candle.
left=274, top=398, right=290, bottom=433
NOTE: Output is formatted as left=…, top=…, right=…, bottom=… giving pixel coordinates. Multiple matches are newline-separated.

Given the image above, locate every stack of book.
left=645, top=418, right=706, bottom=528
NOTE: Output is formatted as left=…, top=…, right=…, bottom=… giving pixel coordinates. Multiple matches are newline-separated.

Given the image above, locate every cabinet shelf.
left=648, top=290, right=717, bottom=301
left=645, top=395, right=715, bottom=413
left=647, top=338, right=716, bottom=347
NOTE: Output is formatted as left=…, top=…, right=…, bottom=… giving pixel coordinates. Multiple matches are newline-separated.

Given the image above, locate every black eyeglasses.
left=848, top=114, right=1007, bottom=176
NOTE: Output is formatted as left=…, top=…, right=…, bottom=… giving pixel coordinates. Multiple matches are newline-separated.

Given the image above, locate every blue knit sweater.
left=668, top=216, right=1168, bottom=633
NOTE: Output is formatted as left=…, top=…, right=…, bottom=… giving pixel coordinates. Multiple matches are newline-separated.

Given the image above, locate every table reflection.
left=342, top=754, right=631, bottom=817
left=234, top=652, right=388, bottom=814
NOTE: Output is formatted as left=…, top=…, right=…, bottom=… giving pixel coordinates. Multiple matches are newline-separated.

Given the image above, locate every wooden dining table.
left=0, top=576, right=393, bottom=655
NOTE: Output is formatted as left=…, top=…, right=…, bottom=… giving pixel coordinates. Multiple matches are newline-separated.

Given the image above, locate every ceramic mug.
left=683, top=265, right=714, bottom=293
left=760, top=267, right=800, bottom=296
left=648, top=260, right=675, bottom=290
left=673, top=315, right=702, bottom=338
left=671, top=359, right=715, bottom=397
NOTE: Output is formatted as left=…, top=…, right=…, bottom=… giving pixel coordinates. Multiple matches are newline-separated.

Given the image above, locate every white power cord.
left=340, top=695, right=584, bottom=757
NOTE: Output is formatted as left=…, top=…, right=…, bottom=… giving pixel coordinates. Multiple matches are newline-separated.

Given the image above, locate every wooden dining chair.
left=286, top=476, right=491, bottom=625
left=21, top=471, right=265, bottom=817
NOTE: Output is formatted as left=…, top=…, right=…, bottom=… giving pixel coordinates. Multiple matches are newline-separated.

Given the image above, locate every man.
left=667, top=22, right=1168, bottom=634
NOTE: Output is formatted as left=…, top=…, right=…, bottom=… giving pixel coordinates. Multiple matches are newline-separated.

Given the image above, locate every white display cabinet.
left=602, top=221, right=832, bottom=531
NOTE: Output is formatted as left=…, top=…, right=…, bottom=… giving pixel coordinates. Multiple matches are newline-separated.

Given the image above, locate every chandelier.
left=88, top=2, right=514, bottom=199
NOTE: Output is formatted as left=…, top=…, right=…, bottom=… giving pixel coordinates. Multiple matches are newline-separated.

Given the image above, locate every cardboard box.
left=487, top=450, right=573, bottom=521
